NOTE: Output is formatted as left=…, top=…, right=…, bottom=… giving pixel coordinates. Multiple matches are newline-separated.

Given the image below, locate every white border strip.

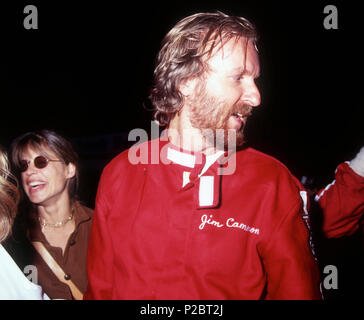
left=314, top=180, right=336, bottom=202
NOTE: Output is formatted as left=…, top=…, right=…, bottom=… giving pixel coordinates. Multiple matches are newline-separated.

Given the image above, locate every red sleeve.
left=84, top=169, right=114, bottom=300
left=261, top=200, right=322, bottom=300
left=316, top=162, right=364, bottom=238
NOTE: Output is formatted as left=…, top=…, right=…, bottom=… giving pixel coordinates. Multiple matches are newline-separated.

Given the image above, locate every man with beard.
left=85, top=12, right=321, bottom=299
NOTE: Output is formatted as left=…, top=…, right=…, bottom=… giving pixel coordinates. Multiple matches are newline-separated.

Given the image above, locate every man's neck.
left=168, top=111, right=218, bottom=156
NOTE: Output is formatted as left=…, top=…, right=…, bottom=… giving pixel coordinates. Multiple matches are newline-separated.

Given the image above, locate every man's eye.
left=234, top=73, right=245, bottom=81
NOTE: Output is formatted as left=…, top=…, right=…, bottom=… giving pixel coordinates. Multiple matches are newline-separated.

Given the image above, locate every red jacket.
left=316, top=162, right=364, bottom=239
left=85, top=139, right=321, bottom=300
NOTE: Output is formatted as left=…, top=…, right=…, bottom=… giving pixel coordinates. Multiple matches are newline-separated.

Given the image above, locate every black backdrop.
left=1, top=0, right=363, bottom=299
left=2, top=1, right=363, bottom=186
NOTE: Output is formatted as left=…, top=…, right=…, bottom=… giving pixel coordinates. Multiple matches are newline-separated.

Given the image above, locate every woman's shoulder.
left=74, top=201, right=94, bottom=224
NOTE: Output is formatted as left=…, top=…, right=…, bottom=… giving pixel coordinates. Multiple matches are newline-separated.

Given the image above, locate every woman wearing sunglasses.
left=0, top=147, right=49, bottom=299
left=9, top=130, right=93, bottom=300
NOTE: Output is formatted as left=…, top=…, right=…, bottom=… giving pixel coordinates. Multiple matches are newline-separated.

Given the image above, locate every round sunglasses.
left=19, top=156, right=63, bottom=172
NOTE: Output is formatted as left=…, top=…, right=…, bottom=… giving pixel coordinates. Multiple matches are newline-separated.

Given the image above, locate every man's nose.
left=242, top=79, right=261, bottom=108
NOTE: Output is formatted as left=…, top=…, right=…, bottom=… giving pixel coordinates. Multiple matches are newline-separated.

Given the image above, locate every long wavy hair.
left=0, top=149, right=20, bottom=243
left=149, top=11, right=258, bottom=126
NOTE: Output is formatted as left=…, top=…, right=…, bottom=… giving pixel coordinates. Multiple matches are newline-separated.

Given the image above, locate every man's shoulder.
left=104, top=147, right=132, bottom=171
left=237, top=147, right=293, bottom=173
left=235, top=147, right=302, bottom=188
left=99, top=139, right=154, bottom=186
left=104, top=139, right=152, bottom=171
left=234, top=148, right=305, bottom=213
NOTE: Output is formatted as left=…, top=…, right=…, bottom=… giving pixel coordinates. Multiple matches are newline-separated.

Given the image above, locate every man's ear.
left=66, top=163, right=76, bottom=179
left=179, top=78, right=197, bottom=97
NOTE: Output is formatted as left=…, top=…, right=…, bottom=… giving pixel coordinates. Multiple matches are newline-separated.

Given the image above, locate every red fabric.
left=316, top=162, right=364, bottom=239
left=84, top=139, right=321, bottom=300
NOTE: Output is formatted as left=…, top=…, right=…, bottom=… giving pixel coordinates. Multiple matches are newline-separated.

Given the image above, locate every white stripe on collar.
left=167, top=148, right=196, bottom=168
left=200, top=151, right=225, bottom=177
left=197, top=152, right=223, bottom=207
left=199, top=176, right=214, bottom=206
left=181, top=150, right=224, bottom=192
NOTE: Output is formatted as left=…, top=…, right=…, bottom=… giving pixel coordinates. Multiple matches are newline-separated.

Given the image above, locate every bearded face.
left=184, top=38, right=260, bottom=151
left=187, top=79, right=253, bottom=150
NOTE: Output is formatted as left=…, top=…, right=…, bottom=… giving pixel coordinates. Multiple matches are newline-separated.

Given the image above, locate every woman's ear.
left=66, top=163, right=76, bottom=179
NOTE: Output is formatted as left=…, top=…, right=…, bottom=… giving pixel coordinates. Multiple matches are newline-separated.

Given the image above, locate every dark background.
left=1, top=0, right=363, bottom=299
